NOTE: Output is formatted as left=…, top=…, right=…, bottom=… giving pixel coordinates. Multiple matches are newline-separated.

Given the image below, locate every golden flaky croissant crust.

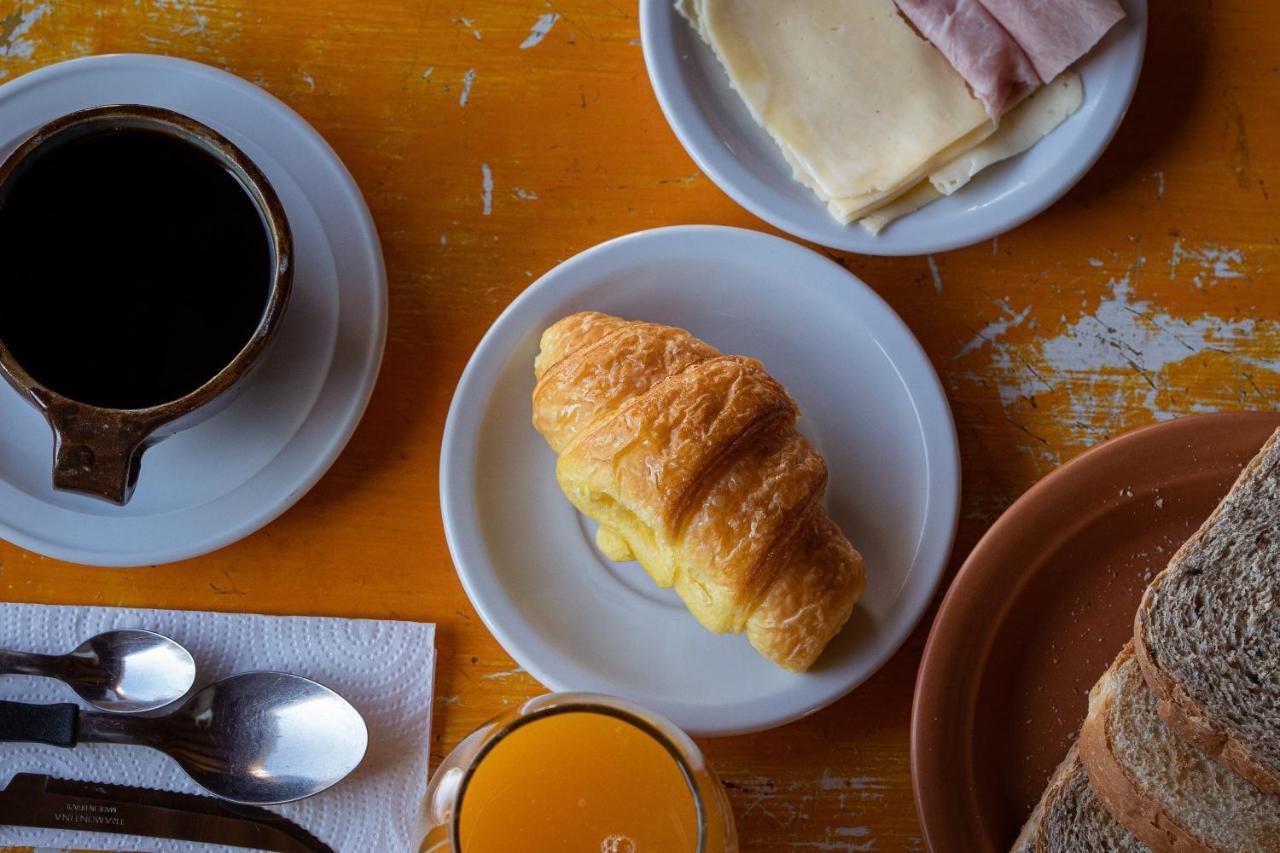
left=532, top=311, right=866, bottom=672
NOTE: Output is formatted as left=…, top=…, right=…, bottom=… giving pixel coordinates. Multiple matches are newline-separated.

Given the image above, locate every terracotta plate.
left=911, top=412, right=1280, bottom=851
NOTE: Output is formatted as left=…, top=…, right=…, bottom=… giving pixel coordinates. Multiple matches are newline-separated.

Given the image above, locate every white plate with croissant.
left=440, top=226, right=959, bottom=735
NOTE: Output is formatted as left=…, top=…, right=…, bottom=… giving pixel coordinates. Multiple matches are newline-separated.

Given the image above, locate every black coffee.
left=0, top=127, right=272, bottom=409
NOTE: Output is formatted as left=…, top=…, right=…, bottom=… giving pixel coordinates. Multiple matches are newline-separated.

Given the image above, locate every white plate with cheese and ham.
left=641, top=0, right=1147, bottom=255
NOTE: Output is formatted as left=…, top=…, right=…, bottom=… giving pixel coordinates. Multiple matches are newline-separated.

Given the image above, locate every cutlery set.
left=0, top=629, right=368, bottom=850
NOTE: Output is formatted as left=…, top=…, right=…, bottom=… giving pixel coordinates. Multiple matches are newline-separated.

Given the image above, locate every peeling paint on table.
left=519, top=12, right=560, bottom=50
left=459, top=66, right=475, bottom=106
left=480, top=162, right=494, bottom=215
left=0, top=3, right=51, bottom=59
left=926, top=254, right=943, bottom=294
left=1169, top=238, right=1247, bottom=287
left=950, top=237, right=1279, bottom=470
left=953, top=298, right=1032, bottom=360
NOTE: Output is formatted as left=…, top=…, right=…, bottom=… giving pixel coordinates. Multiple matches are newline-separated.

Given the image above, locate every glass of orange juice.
left=420, top=693, right=738, bottom=852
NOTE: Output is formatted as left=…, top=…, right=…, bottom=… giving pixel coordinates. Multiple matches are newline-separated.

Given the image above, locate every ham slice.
left=894, top=0, right=1040, bottom=120
left=978, top=0, right=1126, bottom=83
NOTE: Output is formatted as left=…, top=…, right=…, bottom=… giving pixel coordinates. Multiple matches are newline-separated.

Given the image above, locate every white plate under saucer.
left=0, top=54, right=386, bottom=567
left=640, top=0, right=1147, bottom=256
left=440, top=226, right=960, bottom=736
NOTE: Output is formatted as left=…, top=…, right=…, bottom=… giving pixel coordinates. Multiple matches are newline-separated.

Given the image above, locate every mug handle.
left=46, top=405, right=153, bottom=505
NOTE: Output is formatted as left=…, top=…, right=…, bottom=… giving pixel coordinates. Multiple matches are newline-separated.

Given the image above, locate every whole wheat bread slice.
left=1012, top=744, right=1149, bottom=852
left=1133, top=427, right=1280, bottom=794
left=1079, top=645, right=1280, bottom=852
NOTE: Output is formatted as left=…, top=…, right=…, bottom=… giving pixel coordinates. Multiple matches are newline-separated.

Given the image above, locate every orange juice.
left=456, top=711, right=707, bottom=852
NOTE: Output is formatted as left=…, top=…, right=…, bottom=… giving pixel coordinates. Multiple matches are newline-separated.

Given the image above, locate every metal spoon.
left=0, top=629, right=196, bottom=713
left=0, top=671, right=369, bottom=805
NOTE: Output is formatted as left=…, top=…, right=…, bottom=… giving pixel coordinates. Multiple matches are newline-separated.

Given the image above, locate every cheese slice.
left=859, top=181, right=943, bottom=235
left=686, top=0, right=994, bottom=215
left=858, top=71, right=1083, bottom=233
left=930, top=71, right=1082, bottom=195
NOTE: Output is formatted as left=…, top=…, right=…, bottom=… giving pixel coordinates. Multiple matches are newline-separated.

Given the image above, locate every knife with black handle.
left=0, top=773, right=333, bottom=852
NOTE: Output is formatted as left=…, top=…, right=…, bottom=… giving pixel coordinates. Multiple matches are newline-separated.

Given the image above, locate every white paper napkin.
left=0, top=603, right=436, bottom=852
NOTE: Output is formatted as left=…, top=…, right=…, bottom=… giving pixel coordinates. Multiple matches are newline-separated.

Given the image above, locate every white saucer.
left=440, top=226, right=960, bottom=736
left=0, top=55, right=386, bottom=567
left=640, top=0, right=1147, bottom=256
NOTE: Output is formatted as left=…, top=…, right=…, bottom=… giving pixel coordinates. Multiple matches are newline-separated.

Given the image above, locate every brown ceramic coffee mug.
left=0, top=105, right=292, bottom=505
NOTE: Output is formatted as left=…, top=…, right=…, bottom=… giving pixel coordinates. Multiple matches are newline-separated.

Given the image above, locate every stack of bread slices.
left=1015, top=429, right=1280, bottom=852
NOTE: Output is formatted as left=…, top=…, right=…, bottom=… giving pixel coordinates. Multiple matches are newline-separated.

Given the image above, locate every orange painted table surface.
left=1, top=1, right=1277, bottom=849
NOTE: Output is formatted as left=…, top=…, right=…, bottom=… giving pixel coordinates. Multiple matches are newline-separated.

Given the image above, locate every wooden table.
left=1, top=1, right=1276, bottom=849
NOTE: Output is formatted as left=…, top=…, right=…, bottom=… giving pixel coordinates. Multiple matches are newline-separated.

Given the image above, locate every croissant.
left=532, top=311, right=866, bottom=672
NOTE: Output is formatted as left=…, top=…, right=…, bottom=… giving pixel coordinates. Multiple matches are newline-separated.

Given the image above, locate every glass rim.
left=450, top=696, right=709, bottom=852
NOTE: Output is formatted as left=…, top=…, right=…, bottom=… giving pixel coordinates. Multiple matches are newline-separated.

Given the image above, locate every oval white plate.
left=640, top=0, right=1147, bottom=256
left=440, top=226, right=960, bottom=735
left=0, top=55, right=386, bottom=566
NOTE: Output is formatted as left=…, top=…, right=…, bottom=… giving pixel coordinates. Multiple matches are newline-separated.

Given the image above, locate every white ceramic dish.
left=640, top=0, right=1148, bottom=256
left=440, top=226, right=960, bottom=735
left=0, top=55, right=386, bottom=567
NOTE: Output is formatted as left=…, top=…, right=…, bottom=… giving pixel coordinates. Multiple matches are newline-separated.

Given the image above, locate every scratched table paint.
left=0, top=2, right=1276, bottom=850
